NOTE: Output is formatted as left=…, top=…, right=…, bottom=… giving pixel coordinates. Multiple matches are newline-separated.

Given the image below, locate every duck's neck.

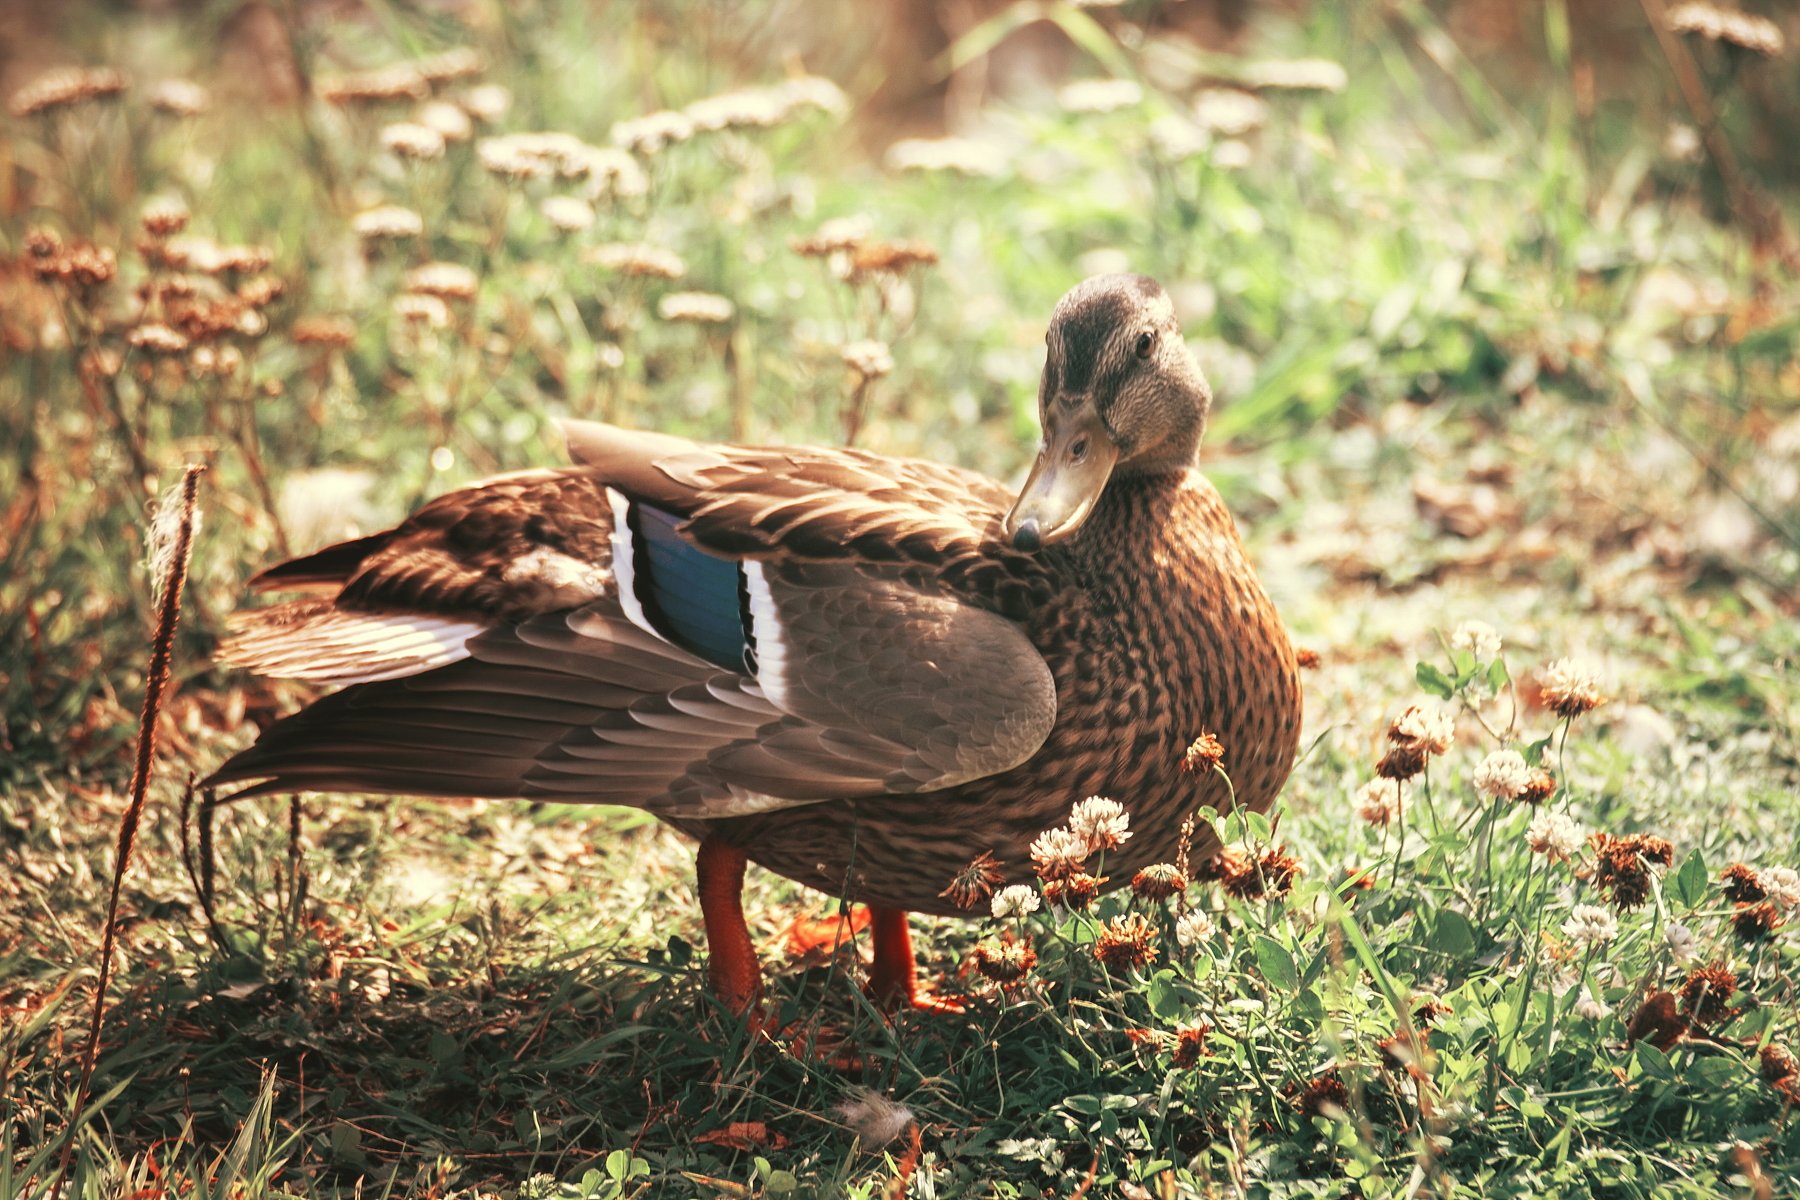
left=1070, top=467, right=1221, bottom=572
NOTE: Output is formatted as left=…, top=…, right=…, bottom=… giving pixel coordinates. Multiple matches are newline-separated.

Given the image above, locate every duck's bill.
left=1003, top=411, right=1118, bottom=552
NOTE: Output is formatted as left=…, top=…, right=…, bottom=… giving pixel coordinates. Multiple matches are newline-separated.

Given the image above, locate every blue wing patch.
left=623, top=501, right=754, bottom=673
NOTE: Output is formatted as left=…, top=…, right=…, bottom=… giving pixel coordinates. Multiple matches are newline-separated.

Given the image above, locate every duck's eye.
left=1134, top=331, right=1155, bottom=359
left=1069, top=436, right=1089, bottom=464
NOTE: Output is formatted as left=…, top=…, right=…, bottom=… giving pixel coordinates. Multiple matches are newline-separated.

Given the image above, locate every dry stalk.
left=53, top=463, right=203, bottom=1188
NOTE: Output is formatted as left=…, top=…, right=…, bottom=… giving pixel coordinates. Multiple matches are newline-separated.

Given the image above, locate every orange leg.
left=867, top=906, right=965, bottom=1014
left=696, top=836, right=762, bottom=1015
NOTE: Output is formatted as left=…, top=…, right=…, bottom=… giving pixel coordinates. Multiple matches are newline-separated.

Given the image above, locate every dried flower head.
left=406, top=262, right=479, bottom=301
left=1722, top=863, right=1767, bottom=904
left=1223, top=847, right=1302, bottom=900
left=971, top=938, right=1036, bottom=985
left=1295, top=1074, right=1350, bottom=1120
left=1664, top=3, right=1784, bottom=55
left=1561, top=904, right=1619, bottom=948
left=415, top=48, right=485, bottom=86
left=611, top=109, right=695, bottom=155
left=791, top=215, right=874, bottom=258
left=393, top=293, right=452, bottom=328
left=1377, top=1031, right=1424, bottom=1075
left=1182, top=732, right=1225, bottom=775
left=1450, top=620, right=1502, bottom=661
left=940, top=850, right=1005, bottom=911
left=847, top=240, right=940, bottom=283
left=1171, top=1022, right=1209, bottom=1068
left=1390, top=704, right=1454, bottom=756
left=658, top=291, right=735, bottom=324
left=1626, top=990, right=1689, bottom=1050
left=291, top=316, right=357, bottom=348
left=128, top=323, right=189, bottom=355
left=236, top=276, right=285, bottom=308
left=1761, top=866, right=1800, bottom=912
left=141, top=198, right=191, bottom=238
left=1375, top=742, right=1426, bottom=781
left=1527, top=810, right=1584, bottom=862
left=1732, top=902, right=1780, bottom=943
left=381, top=121, right=447, bottom=161
left=885, top=136, right=1000, bottom=176
left=990, top=884, right=1040, bottom=921
left=1294, top=647, right=1321, bottom=669
left=1174, top=908, right=1216, bottom=948
left=841, top=340, right=895, bottom=381
left=1068, top=796, right=1132, bottom=853
left=541, top=196, right=596, bottom=234
left=1472, top=750, right=1531, bottom=801
left=149, top=79, right=207, bottom=116
left=1029, top=827, right=1089, bottom=882
left=1057, top=78, right=1144, bottom=114
left=353, top=206, right=425, bottom=241
left=1355, top=777, right=1402, bottom=826
left=1093, top=913, right=1158, bottom=972
left=1590, top=832, right=1673, bottom=911
left=1518, top=768, right=1556, bottom=805
left=417, top=100, right=473, bottom=143
left=1539, top=658, right=1607, bottom=719
left=10, top=66, right=127, bottom=118
left=1130, top=863, right=1187, bottom=901
left=1679, top=963, right=1738, bottom=1026
left=587, top=242, right=687, bottom=280
left=1242, top=58, right=1349, bottom=93
left=1041, top=871, right=1102, bottom=911
left=320, top=64, right=429, bottom=106
left=1760, top=1043, right=1799, bottom=1085
left=1412, top=995, right=1452, bottom=1026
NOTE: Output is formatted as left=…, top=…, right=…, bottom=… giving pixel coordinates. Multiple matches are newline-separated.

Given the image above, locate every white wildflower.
left=1057, top=78, right=1143, bottom=114
left=1472, top=750, right=1531, bottom=801
left=1068, top=795, right=1131, bottom=853
left=1192, top=88, right=1267, bottom=136
left=1450, top=619, right=1502, bottom=662
left=416, top=99, right=473, bottom=143
left=1762, top=866, right=1800, bottom=912
left=585, top=146, right=649, bottom=200
left=1540, top=658, right=1607, bottom=718
left=587, top=242, right=686, bottom=280
left=1665, top=3, right=1784, bottom=55
left=393, top=293, right=451, bottom=328
left=1562, top=904, right=1618, bottom=948
left=1527, top=811, right=1584, bottom=862
left=540, top=195, right=595, bottom=233
left=1028, top=827, right=1088, bottom=881
left=1355, top=777, right=1402, bottom=826
left=351, top=205, right=424, bottom=240
left=841, top=339, right=894, bottom=380
left=405, top=261, right=478, bottom=301
left=380, top=121, right=446, bottom=161
left=1573, top=989, right=1609, bottom=1021
left=149, top=79, right=208, bottom=116
left=460, top=83, right=511, bottom=123
left=1664, top=921, right=1699, bottom=965
left=1174, top=909, right=1217, bottom=948
left=611, top=109, right=695, bottom=155
left=991, top=885, right=1040, bottom=921
left=1241, top=58, right=1349, bottom=92
left=1148, top=115, right=1210, bottom=161
left=884, top=136, right=1000, bottom=176
left=1393, top=704, right=1455, bottom=755
left=658, top=291, right=734, bottom=324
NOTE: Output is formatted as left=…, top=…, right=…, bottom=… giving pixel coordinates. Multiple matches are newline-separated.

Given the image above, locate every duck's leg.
left=867, top=906, right=966, bottom=1014
left=696, top=835, right=762, bottom=1015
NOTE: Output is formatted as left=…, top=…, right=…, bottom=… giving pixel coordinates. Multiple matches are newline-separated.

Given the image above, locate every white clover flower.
left=351, top=205, right=424, bottom=240
left=991, top=885, right=1040, bottom=921
left=1393, top=704, right=1455, bottom=755
left=1540, top=658, right=1607, bottom=718
left=541, top=195, right=595, bottom=233
left=1355, top=777, right=1402, bottom=826
left=1573, top=989, right=1609, bottom=1020
left=1450, top=619, right=1502, bottom=662
left=1056, top=78, right=1143, bottom=114
left=1471, top=750, right=1531, bottom=801
left=1562, top=904, right=1618, bottom=948
left=1029, top=827, right=1088, bottom=881
left=841, top=339, right=894, bottom=380
left=417, top=100, right=473, bottom=143
left=1762, top=866, right=1800, bottom=912
left=1068, top=795, right=1132, bottom=853
left=1527, top=811, right=1584, bottom=862
left=380, top=121, right=446, bottom=161
left=1664, top=921, right=1699, bottom=965
left=1175, top=909, right=1217, bottom=948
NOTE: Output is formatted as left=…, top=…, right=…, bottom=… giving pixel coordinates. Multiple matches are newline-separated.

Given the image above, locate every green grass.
left=4, top=1, right=1800, bottom=1196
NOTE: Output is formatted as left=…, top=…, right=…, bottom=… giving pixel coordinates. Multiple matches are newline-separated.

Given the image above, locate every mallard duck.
left=209, top=273, right=1303, bottom=1014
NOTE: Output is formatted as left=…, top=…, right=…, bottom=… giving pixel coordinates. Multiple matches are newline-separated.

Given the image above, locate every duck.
left=208, top=273, right=1303, bottom=1015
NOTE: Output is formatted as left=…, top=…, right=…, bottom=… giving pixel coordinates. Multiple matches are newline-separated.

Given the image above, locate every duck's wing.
left=209, top=427, right=1060, bottom=817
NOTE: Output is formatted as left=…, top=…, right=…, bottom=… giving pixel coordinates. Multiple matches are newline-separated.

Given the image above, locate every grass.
left=3, top=1, right=1800, bottom=1196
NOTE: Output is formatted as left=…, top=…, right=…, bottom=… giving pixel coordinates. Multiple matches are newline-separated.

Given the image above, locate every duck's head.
left=1004, top=273, right=1212, bottom=552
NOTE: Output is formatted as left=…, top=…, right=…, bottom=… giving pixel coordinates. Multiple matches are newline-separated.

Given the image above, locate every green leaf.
left=1430, top=910, right=1477, bottom=957
left=1486, top=658, right=1511, bottom=690
left=1674, top=849, right=1707, bottom=908
left=1254, top=935, right=1298, bottom=992
left=1634, top=1042, right=1674, bottom=1080
left=1523, top=735, right=1554, bottom=766
left=1416, top=661, right=1455, bottom=699
left=1146, top=968, right=1186, bottom=1019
